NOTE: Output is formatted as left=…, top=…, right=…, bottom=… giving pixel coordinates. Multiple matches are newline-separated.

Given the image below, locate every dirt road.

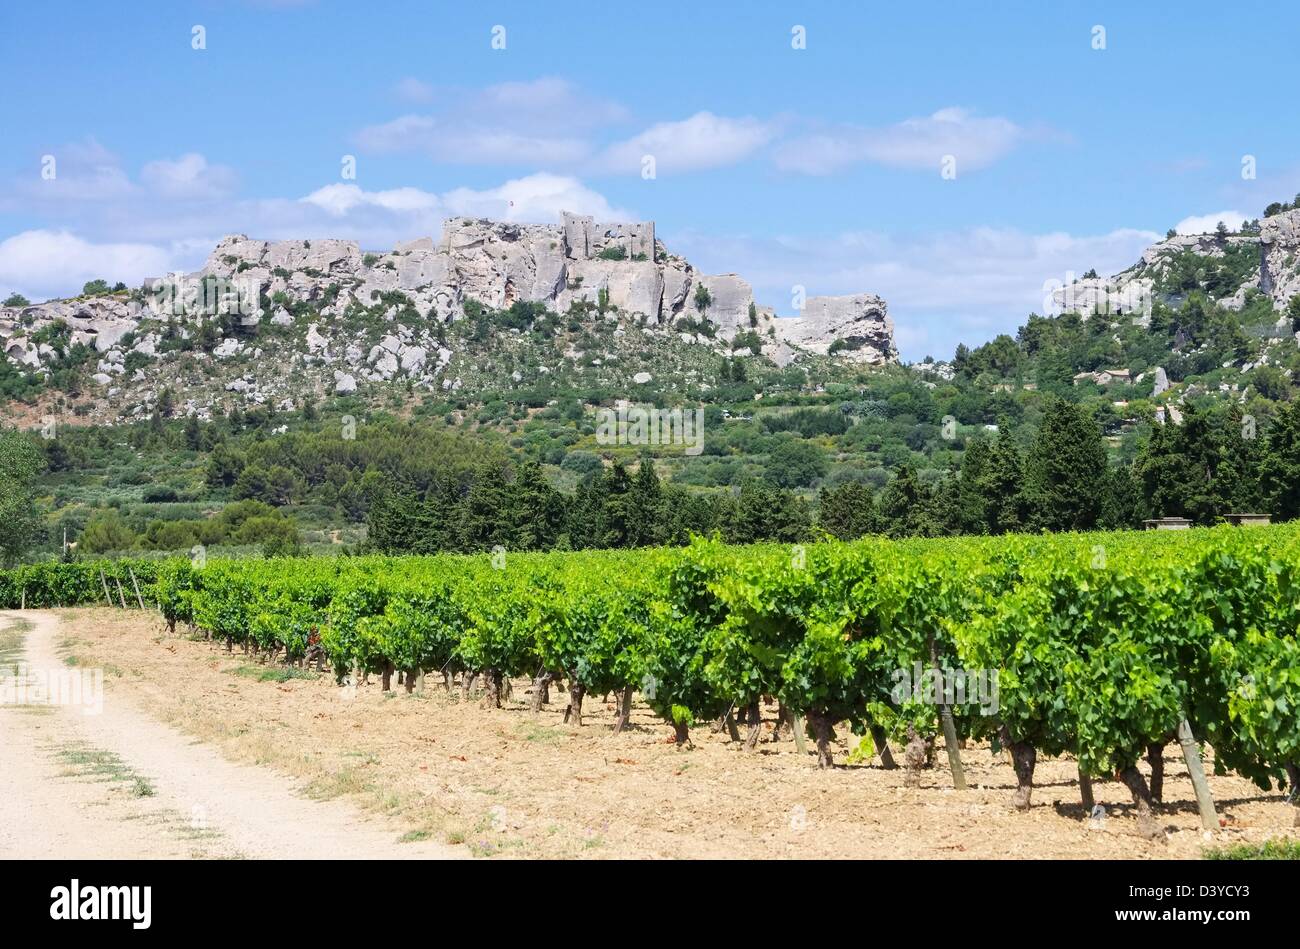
left=0, top=611, right=464, bottom=859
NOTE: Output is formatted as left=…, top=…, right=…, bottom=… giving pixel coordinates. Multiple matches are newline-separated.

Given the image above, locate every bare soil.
left=6, top=607, right=1296, bottom=859
left=0, top=611, right=462, bottom=859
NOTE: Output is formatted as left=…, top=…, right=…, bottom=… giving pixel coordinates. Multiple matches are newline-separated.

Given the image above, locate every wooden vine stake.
left=99, top=568, right=113, bottom=606
left=128, top=567, right=147, bottom=611
left=1176, top=718, right=1218, bottom=832
left=114, top=576, right=128, bottom=610
left=788, top=710, right=809, bottom=756
left=930, top=634, right=966, bottom=790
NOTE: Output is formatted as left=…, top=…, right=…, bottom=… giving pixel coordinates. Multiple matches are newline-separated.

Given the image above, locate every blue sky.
left=3, top=0, right=1298, bottom=359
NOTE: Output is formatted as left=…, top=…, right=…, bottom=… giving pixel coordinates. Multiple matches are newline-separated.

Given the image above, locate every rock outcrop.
left=1053, top=209, right=1300, bottom=318
left=778, top=294, right=897, bottom=364
left=1259, top=209, right=1300, bottom=309
left=2, top=212, right=897, bottom=387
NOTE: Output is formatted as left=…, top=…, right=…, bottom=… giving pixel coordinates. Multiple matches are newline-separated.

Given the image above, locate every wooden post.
left=724, top=709, right=741, bottom=742
left=114, top=576, right=128, bottom=610
left=99, top=568, right=113, bottom=606
left=128, top=567, right=147, bottom=610
left=1177, top=719, right=1218, bottom=832
left=930, top=635, right=967, bottom=790
left=20, top=586, right=26, bottom=611
left=789, top=710, right=809, bottom=756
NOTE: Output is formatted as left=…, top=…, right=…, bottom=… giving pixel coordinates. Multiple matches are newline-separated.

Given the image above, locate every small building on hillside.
left=1223, top=513, right=1272, bottom=527
left=1073, top=368, right=1132, bottom=386
left=1143, top=517, right=1192, bottom=530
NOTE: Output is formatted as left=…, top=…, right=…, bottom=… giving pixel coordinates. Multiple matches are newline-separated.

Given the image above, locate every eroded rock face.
left=2, top=211, right=899, bottom=389
left=1260, top=209, right=1300, bottom=309
left=1055, top=211, right=1300, bottom=318
left=775, top=294, right=897, bottom=364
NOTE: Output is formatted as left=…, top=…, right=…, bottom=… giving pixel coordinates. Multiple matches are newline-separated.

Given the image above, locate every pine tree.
left=1260, top=401, right=1300, bottom=519
left=875, top=465, right=933, bottom=538
left=981, top=427, right=1027, bottom=534
left=508, top=462, right=565, bottom=549
left=1025, top=399, right=1106, bottom=531
left=816, top=481, right=876, bottom=539
left=627, top=457, right=665, bottom=547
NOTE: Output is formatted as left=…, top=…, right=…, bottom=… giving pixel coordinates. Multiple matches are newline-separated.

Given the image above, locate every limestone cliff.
left=0, top=211, right=897, bottom=420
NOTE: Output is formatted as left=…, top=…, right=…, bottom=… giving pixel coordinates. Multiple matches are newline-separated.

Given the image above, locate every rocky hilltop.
left=1053, top=207, right=1300, bottom=319
left=0, top=212, right=896, bottom=421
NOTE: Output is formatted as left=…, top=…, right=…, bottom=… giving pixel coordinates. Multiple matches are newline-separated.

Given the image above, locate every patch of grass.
left=446, top=828, right=467, bottom=845
left=55, top=742, right=156, bottom=798
left=304, top=765, right=370, bottom=801
left=516, top=721, right=563, bottom=746
left=468, top=836, right=524, bottom=858
left=0, top=618, right=32, bottom=666
left=228, top=664, right=318, bottom=683
left=399, top=829, right=432, bottom=843
left=1204, top=837, right=1300, bottom=860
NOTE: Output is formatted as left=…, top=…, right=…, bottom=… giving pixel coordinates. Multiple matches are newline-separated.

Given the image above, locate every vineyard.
left=3, top=525, right=1300, bottom=838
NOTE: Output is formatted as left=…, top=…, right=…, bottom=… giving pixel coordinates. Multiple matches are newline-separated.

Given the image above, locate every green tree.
left=626, top=457, right=665, bottom=547
left=766, top=437, right=828, bottom=488
left=1260, top=401, right=1300, bottom=519
left=693, top=282, right=713, bottom=315
left=1024, top=399, right=1107, bottom=531
left=875, top=465, right=934, bottom=538
left=816, top=481, right=876, bottom=539
left=0, top=431, right=43, bottom=565
left=78, top=510, right=138, bottom=554
left=980, top=428, right=1028, bottom=534
left=2, top=293, right=30, bottom=307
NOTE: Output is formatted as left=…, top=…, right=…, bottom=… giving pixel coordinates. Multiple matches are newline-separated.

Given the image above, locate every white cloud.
left=393, top=77, right=436, bottom=103
left=140, top=153, right=238, bottom=200
left=1173, top=210, right=1247, bottom=235
left=773, top=108, right=1031, bottom=175
left=356, top=78, right=625, bottom=166
left=0, top=171, right=630, bottom=301
left=668, top=224, right=1159, bottom=360
left=591, top=112, right=776, bottom=175
left=10, top=138, right=135, bottom=203
left=441, top=172, right=631, bottom=222
left=301, top=183, right=441, bottom=217
left=0, top=230, right=173, bottom=302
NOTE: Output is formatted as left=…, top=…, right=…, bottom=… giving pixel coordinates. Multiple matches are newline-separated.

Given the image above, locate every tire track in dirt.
left=0, top=611, right=465, bottom=860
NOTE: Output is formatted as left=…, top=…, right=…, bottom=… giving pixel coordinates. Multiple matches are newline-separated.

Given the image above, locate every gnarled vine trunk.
left=904, top=725, right=926, bottom=787
left=483, top=668, right=503, bottom=708
left=1146, top=742, right=1165, bottom=803
left=1119, top=765, right=1164, bottom=839
left=672, top=720, right=691, bottom=748
left=1000, top=727, right=1036, bottom=810
left=1079, top=764, right=1095, bottom=811
left=870, top=724, right=898, bottom=770
left=742, top=701, right=762, bottom=751
left=612, top=685, right=634, bottom=734
left=805, top=709, right=835, bottom=768
left=1285, top=763, right=1300, bottom=827
left=529, top=671, right=553, bottom=714
left=564, top=680, right=585, bottom=726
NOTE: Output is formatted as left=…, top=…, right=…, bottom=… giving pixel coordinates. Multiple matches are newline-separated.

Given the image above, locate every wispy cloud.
left=1174, top=210, right=1247, bottom=235
left=0, top=230, right=173, bottom=302
left=773, top=107, right=1039, bottom=175
left=357, top=77, right=626, bottom=166
left=668, top=224, right=1159, bottom=359
left=589, top=112, right=777, bottom=175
